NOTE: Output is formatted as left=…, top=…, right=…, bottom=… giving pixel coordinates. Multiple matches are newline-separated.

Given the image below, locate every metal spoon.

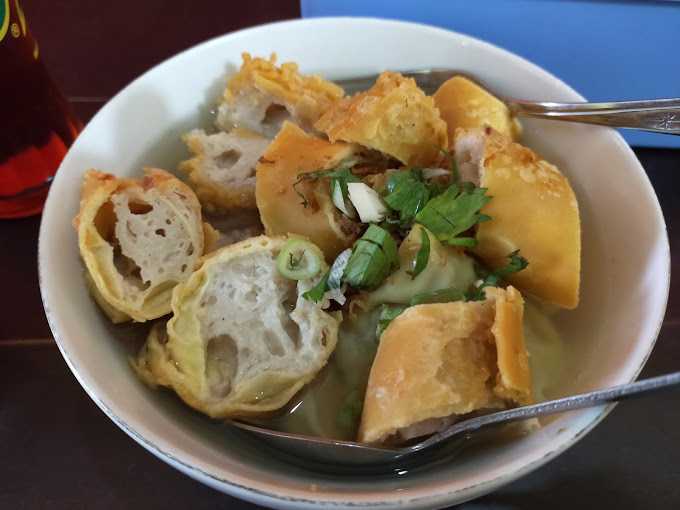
left=229, top=370, right=680, bottom=467
left=335, top=69, right=680, bottom=135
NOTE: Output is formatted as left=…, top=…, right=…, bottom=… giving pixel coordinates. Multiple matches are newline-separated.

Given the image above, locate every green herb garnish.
left=327, top=248, right=352, bottom=289
left=376, top=304, right=408, bottom=337
left=409, top=287, right=466, bottom=306
left=302, top=271, right=330, bottom=303
left=293, top=159, right=359, bottom=208
left=337, top=389, right=364, bottom=431
left=383, top=169, right=432, bottom=225
left=407, top=227, right=430, bottom=279
left=440, top=149, right=459, bottom=183
left=276, top=239, right=323, bottom=281
left=415, top=183, right=491, bottom=247
left=343, top=224, right=399, bottom=290
left=466, top=250, right=529, bottom=301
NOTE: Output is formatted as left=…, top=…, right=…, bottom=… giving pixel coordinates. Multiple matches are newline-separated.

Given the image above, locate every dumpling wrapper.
left=365, top=224, right=476, bottom=307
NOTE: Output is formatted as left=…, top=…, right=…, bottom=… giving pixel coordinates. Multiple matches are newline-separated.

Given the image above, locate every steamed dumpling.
left=365, top=224, right=476, bottom=307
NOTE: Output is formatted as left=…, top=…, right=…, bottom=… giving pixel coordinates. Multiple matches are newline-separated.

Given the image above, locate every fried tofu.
left=433, top=75, right=521, bottom=143
left=359, top=286, right=532, bottom=444
left=216, top=52, right=345, bottom=138
left=454, top=127, right=581, bottom=309
left=255, top=121, right=361, bottom=260
left=315, top=72, right=448, bottom=166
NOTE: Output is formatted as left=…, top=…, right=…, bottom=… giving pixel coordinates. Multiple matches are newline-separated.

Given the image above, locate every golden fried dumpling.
left=433, top=75, right=521, bottom=142
left=359, top=286, right=531, bottom=444
left=216, top=52, right=345, bottom=138
left=179, top=128, right=270, bottom=212
left=74, top=168, right=206, bottom=322
left=315, top=72, right=448, bottom=166
left=454, top=127, right=581, bottom=309
left=134, top=236, right=340, bottom=418
left=255, top=121, right=361, bottom=260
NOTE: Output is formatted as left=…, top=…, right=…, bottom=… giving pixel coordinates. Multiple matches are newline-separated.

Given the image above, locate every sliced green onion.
left=407, top=228, right=430, bottom=279
left=331, top=179, right=357, bottom=218
left=376, top=304, right=408, bottom=338
left=410, top=287, right=465, bottom=306
left=347, top=182, right=388, bottom=223
left=343, top=224, right=399, bottom=290
left=327, top=248, right=352, bottom=289
left=276, top=239, right=323, bottom=281
left=302, top=271, right=330, bottom=303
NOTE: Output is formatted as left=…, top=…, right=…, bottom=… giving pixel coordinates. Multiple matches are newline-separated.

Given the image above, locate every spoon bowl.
left=230, top=371, right=680, bottom=466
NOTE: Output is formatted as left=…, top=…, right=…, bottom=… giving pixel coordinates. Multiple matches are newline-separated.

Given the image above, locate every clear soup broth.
left=252, top=298, right=565, bottom=441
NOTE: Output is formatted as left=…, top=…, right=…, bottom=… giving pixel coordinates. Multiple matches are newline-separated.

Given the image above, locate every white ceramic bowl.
left=39, top=18, right=669, bottom=509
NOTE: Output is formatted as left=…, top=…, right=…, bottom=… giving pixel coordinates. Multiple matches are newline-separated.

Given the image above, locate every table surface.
left=2, top=2, right=679, bottom=509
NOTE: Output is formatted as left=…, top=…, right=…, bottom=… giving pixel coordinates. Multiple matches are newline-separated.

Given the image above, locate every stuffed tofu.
left=135, top=236, right=340, bottom=418
left=74, top=168, right=208, bottom=322
left=179, top=128, right=270, bottom=212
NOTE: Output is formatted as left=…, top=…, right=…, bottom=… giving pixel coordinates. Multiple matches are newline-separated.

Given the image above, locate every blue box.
left=302, top=0, right=680, bottom=148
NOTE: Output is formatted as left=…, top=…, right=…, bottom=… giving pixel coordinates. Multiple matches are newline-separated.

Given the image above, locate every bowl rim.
left=38, top=16, right=670, bottom=509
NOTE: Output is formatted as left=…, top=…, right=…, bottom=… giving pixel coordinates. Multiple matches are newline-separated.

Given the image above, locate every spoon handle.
left=506, top=98, right=680, bottom=135
left=412, top=371, right=680, bottom=454
left=336, top=70, right=680, bottom=135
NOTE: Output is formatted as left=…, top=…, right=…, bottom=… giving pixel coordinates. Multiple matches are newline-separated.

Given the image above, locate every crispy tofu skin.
left=433, top=76, right=521, bottom=143
left=358, top=287, right=531, bottom=444
left=455, top=127, right=581, bottom=309
left=217, top=53, right=345, bottom=137
left=315, top=72, right=448, bottom=166
left=255, top=121, right=361, bottom=260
